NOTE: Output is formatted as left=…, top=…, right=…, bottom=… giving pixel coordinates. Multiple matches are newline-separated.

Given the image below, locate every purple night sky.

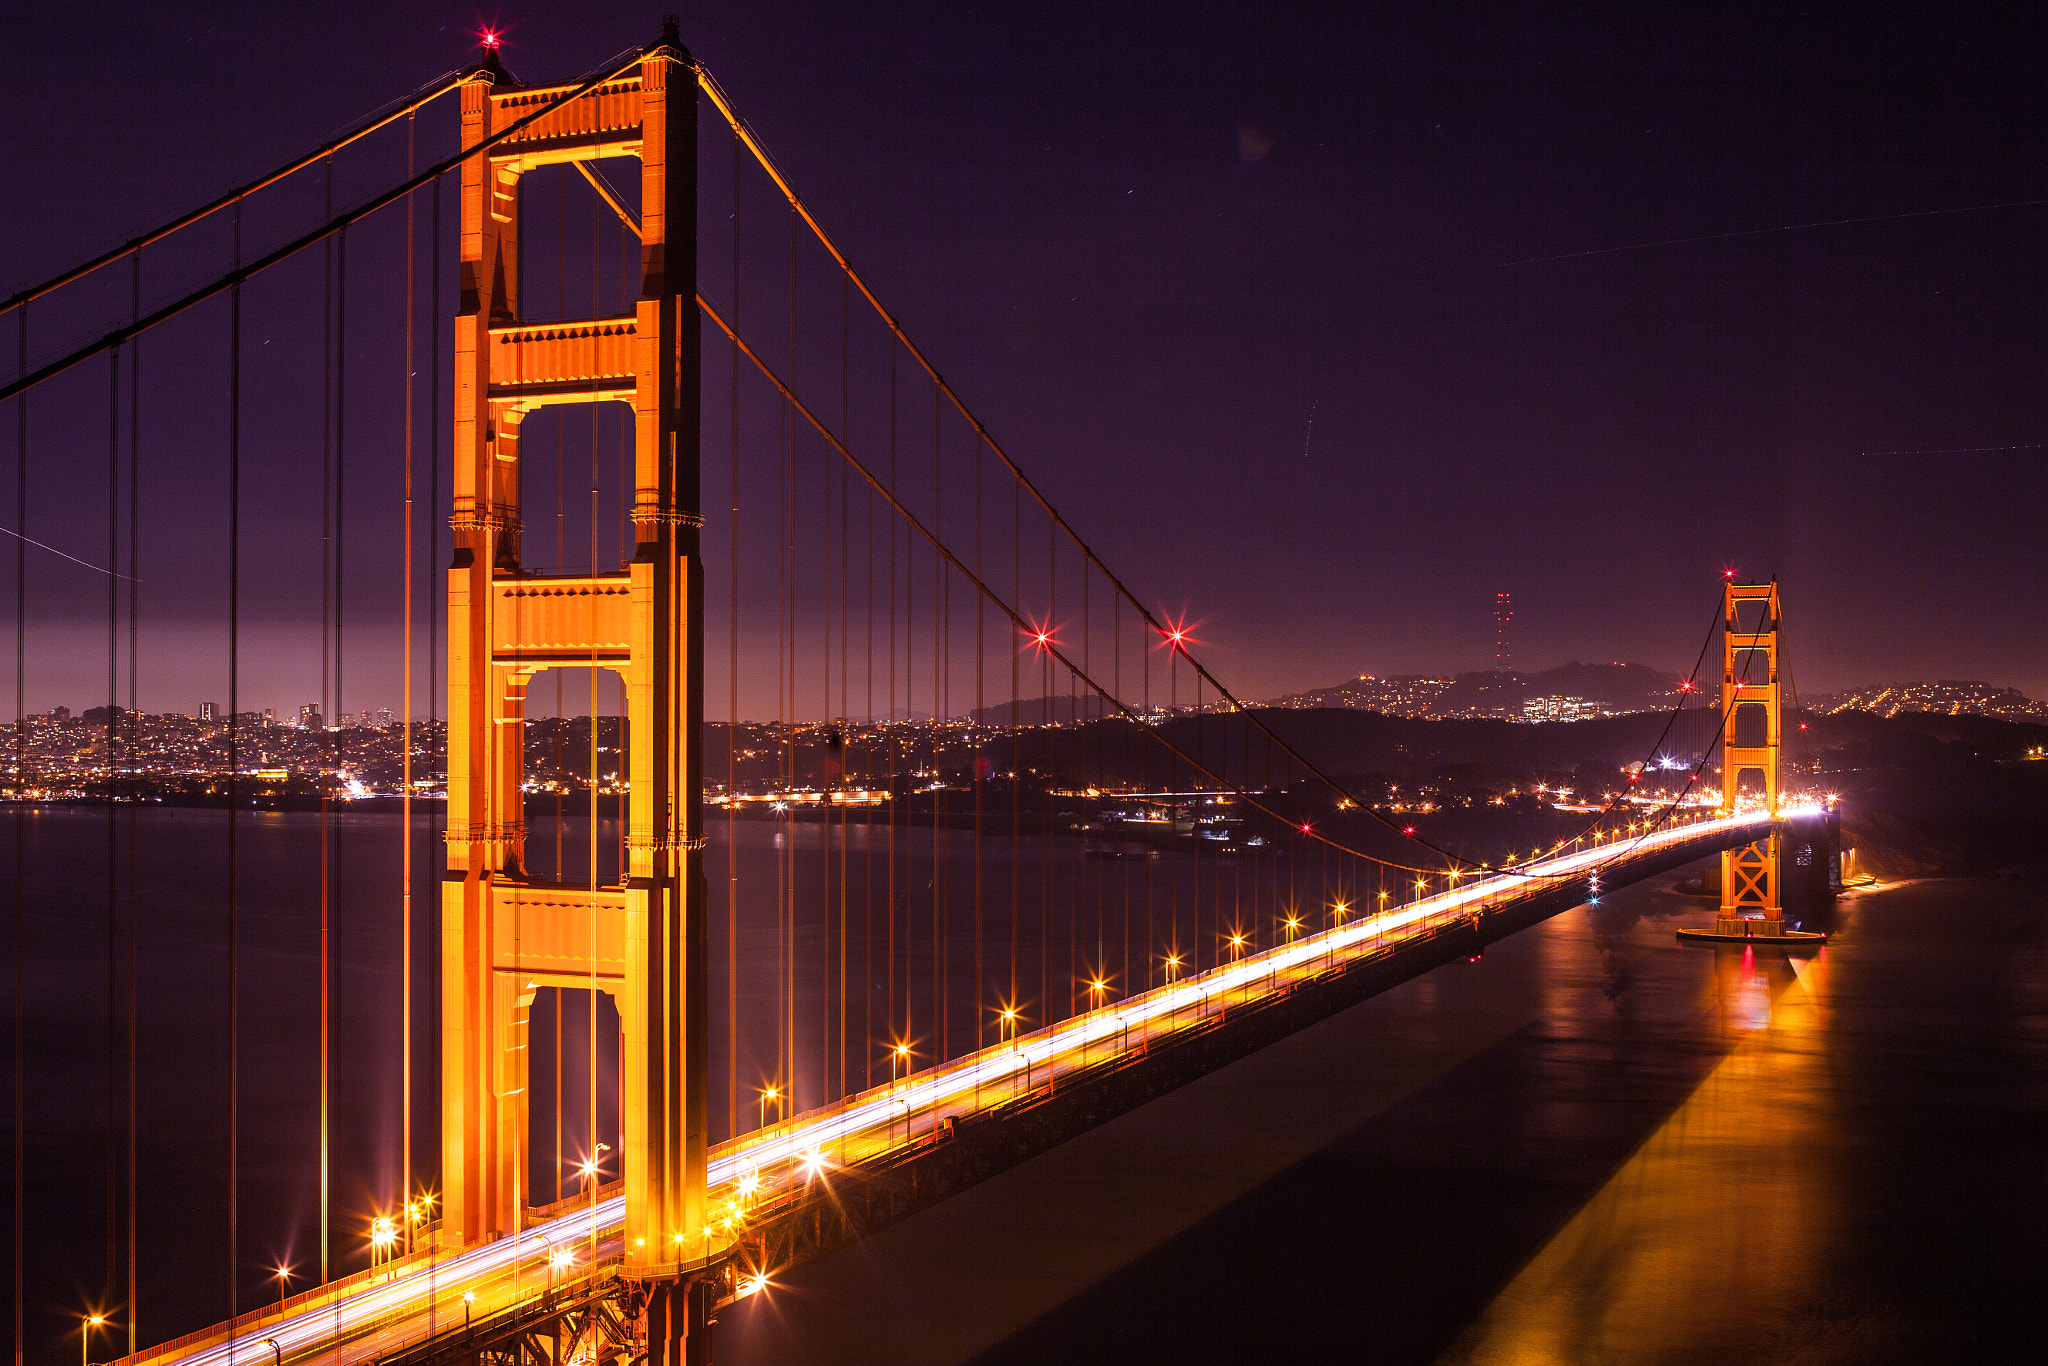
left=2, top=2, right=2042, bottom=717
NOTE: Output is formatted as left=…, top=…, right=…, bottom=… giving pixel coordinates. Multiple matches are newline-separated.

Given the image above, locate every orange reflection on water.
left=1440, top=946, right=1835, bottom=1364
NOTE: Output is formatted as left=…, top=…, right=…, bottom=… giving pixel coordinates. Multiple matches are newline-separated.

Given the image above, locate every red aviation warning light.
left=1155, top=612, right=1198, bottom=655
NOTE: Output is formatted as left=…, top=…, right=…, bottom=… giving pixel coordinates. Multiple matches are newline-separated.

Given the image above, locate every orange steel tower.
left=1717, top=580, right=1783, bottom=932
left=441, top=19, right=711, bottom=1355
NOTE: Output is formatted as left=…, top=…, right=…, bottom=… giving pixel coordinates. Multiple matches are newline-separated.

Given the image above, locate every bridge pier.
left=640, top=1279, right=712, bottom=1366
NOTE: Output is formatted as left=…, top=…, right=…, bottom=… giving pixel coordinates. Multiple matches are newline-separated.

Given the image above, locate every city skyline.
left=2, top=3, right=2042, bottom=721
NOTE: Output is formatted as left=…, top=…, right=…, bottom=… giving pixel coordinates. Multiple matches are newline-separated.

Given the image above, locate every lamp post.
left=758, top=1084, right=781, bottom=1132
left=81, top=1314, right=106, bottom=1366
left=256, top=1339, right=281, bottom=1366
left=463, top=1290, right=476, bottom=1332
left=273, top=1264, right=293, bottom=1309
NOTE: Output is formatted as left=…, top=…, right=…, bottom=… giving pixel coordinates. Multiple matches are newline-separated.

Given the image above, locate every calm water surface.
left=714, top=869, right=2048, bottom=1365
left=5, top=807, right=2043, bottom=1363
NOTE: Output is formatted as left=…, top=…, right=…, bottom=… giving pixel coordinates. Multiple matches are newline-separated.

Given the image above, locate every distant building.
left=1522, top=695, right=1608, bottom=722
left=263, top=707, right=276, bottom=726
left=298, top=703, right=321, bottom=728
left=199, top=702, right=218, bottom=723
left=1816, top=680, right=2048, bottom=722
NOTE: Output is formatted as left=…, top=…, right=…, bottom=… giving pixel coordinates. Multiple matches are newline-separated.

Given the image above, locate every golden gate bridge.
left=2, top=20, right=1831, bottom=1366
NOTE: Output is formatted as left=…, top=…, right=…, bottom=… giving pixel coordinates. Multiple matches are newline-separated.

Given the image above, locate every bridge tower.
left=1718, top=580, right=1783, bottom=933
left=441, top=18, right=712, bottom=1358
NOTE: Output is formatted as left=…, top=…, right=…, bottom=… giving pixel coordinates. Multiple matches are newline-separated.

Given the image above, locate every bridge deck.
left=119, top=806, right=1800, bottom=1366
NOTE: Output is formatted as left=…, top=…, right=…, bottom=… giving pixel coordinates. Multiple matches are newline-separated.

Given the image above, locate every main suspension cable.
left=700, top=294, right=1448, bottom=877
left=0, top=69, right=467, bottom=318
left=697, top=63, right=1468, bottom=871
left=0, top=45, right=649, bottom=407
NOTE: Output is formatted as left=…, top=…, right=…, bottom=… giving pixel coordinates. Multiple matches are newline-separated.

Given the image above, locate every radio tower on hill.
left=1495, top=592, right=1513, bottom=672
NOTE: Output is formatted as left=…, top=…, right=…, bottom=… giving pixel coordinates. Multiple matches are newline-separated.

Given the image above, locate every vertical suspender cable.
left=727, top=127, right=740, bottom=1141
left=316, top=162, right=332, bottom=1288
left=126, top=256, right=140, bottom=1356
left=973, top=423, right=983, bottom=1049
left=839, top=274, right=849, bottom=1106
left=886, top=344, right=896, bottom=1058
left=426, top=174, right=442, bottom=1177
left=226, top=202, right=242, bottom=1331
left=820, top=376, right=832, bottom=1097
left=105, top=346, right=119, bottom=1315
left=333, top=222, right=348, bottom=1275
left=1009, top=477, right=1019, bottom=1021
left=12, top=306, right=26, bottom=1366
left=400, top=112, right=415, bottom=1251
left=931, top=388, right=942, bottom=1060
left=863, top=359, right=874, bottom=1089
left=589, top=188, right=602, bottom=1261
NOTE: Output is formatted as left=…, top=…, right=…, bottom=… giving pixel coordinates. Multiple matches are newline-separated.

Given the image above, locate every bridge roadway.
left=119, top=804, right=1805, bottom=1366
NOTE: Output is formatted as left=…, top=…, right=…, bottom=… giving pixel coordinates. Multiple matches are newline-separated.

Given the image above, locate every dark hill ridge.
left=1268, top=661, right=1683, bottom=718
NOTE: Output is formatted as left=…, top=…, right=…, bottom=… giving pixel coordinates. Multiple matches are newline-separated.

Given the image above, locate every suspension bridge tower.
left=1717, top=580, right=1783, bottom=934
left=441, top=18, right=712, bottom=1359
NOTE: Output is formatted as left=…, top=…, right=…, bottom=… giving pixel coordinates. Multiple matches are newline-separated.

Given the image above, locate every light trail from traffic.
left=134, top=804, right=1808, bottom=1366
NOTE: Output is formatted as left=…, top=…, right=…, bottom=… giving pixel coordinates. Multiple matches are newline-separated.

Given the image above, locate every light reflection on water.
left=728, top=872, right=2048, bottom=1366
left=1440, top=946, right=1836, bottom=1364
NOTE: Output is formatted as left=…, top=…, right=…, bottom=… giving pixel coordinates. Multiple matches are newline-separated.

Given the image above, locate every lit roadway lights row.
left=695, top=802, right=1817, bottom=1194
left=151, top=803, right=1810, bottom=1366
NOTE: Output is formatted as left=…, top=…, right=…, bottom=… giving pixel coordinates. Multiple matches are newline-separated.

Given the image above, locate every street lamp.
left=758, top=1084, right=782, bottom=1131
left=273, top=1263, right=293, bottom=1308
left=256, top=1339, right=281, bottom=1366
left=406, top=1190, right=437, bottom=1252
left=575, top=1142, right=611, bottom=1200
left=81, top=1314, right=106, bottom=1366
left=368, top=1215, right=398, bottom=1270
left=999, top=1006, right=1019, bottom=1044
left=462, top=1290, right=476, bottom=1331
left=1086, top=978, right=1109, bottom=1009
